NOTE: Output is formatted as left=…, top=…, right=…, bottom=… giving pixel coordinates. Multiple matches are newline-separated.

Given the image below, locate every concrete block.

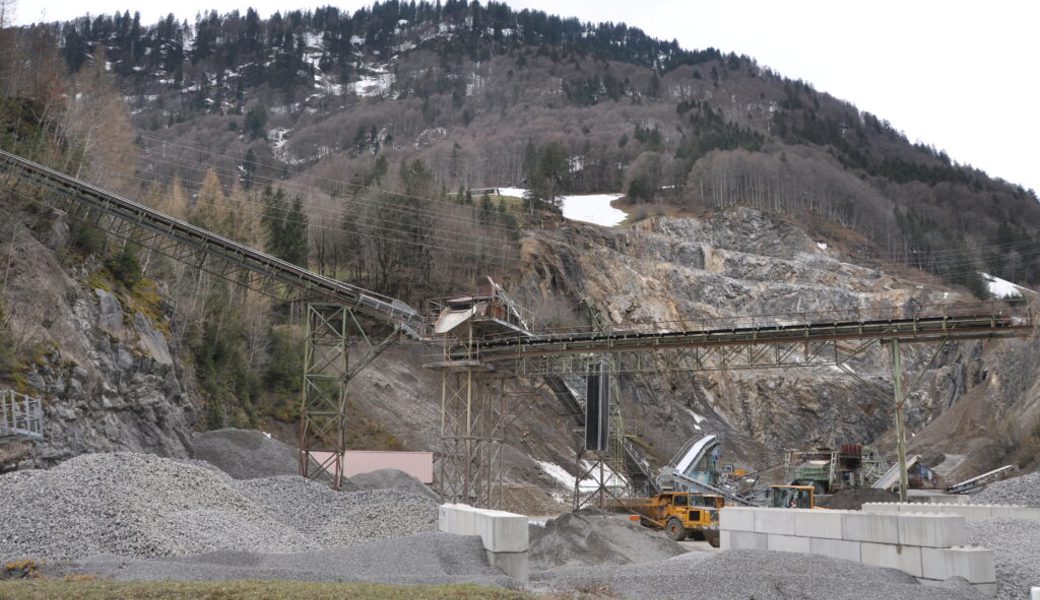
left=957, top=505, right=995, bottom=521
left=842, top=512, right=900, bottom=544
left=897, top=513, right=967, bottom=547
left=767, top=533, right=811, bottom=553
left=809, top=537, right=861, bottom=562
left=754, top=508, right=796, bottom=535
left=861, top=502, right=900, bottom=514
left=989, top=505, right=1035, bottom=520
left=438, top=503, right=477, bottom=536
left=861, top=542, right=923, bottom=578
left=718, top=507, right=756, bottom=532
left=921, top=546, right=995, bottom=584
left=475, top=509, right=529, bottom=553
left=725, top=530, right=768, bottom=550
left=486, top=550, right=528, bottom=582
left=794, top=509, right=845, bottom=539
left=720, top=530, right=732, bottom=550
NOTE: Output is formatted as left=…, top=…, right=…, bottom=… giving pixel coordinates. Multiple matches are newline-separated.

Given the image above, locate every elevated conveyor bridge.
left=3, top=149, right=1035, bottom=505
left=0, top=149, right=425, bottom=486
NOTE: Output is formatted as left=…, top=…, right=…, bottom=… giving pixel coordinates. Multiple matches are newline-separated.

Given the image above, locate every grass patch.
left=0, top=580, right=533, bottom=600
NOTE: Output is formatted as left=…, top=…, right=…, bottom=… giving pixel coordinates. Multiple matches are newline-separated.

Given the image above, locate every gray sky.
left=15, top=0, right=1040, bottom=194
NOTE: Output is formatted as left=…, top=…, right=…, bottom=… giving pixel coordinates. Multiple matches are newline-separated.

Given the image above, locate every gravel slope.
left=529, top=511, right=687, bottom=570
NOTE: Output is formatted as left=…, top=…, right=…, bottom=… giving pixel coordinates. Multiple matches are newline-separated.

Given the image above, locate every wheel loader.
left=630, top=491, right=724, bottom=547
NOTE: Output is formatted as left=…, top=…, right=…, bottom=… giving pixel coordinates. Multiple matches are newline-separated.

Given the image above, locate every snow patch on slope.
left=981, top=272, right=1031, bottom=298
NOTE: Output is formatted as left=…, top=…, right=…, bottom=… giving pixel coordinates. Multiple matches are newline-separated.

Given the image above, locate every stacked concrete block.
left=908, top=493, right=970, bottom=505
left=863, top=502, right=1040, bottom=523
left=438, top=504, right=529, bottom=581
left=921, top=546, right=996, bottom=584
left=861, top=541, right=923, bottom=577
left=718, top=506, right=995, bottom=593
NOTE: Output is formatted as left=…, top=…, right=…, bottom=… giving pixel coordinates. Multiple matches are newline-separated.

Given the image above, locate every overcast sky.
left=14, top=0, right=1040, bottom=194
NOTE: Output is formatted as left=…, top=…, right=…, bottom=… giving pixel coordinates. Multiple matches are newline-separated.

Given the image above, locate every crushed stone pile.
left=529, top=511, right=687, bottom=570
left=530, top=549, right=981, bottom=600
left=235, top=476, right=438, bottom=547
left=0, top=452, right=438, bottom=561
left=973, top=470, right=1040, bottom=506
left=968, top=518, right=1040, bottom=600
left=349, top=468, right=441, bottom=501
left=817, top=488, right=897, bottom=510
left=188, top=428, right=298, bottom=480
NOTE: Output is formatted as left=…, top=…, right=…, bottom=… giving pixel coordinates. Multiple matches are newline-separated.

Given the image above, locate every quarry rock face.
left=516, top=207, right=1008, bottom=472
left=0, top=223, right=195, bottom=471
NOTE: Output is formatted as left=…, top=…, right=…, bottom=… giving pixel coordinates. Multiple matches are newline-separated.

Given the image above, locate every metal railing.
left=0, top=390, right=43, bottom=440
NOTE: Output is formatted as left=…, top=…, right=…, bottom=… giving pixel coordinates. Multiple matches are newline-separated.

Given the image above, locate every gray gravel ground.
left=0, top=453, right=437, bottom=562
left=974, top=471, right=1040, bottom=506
left=968, top=517, right=1040, bottom=600
left=49, top=532, right=509, bottom=587
left=530, top=549, right=983, bottom=600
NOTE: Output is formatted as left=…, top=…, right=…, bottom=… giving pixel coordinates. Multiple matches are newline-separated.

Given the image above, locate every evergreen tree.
left=262, top=186, right=308, bottom=267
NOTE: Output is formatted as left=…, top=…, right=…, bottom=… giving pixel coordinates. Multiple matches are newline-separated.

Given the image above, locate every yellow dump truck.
left=630, top=491, right=724, bottom=546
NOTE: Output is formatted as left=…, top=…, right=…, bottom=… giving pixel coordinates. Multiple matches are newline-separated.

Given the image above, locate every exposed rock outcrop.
left=0, top=219, right=195, bottom=471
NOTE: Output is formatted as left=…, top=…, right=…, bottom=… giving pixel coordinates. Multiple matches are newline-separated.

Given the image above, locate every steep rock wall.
left=0, top=216, right=195, bottom=470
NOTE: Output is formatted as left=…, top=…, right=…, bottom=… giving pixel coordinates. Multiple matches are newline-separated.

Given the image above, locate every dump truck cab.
left=769, top=484, right=816, bottom=509
left=632, top=491, right=724, bottom=545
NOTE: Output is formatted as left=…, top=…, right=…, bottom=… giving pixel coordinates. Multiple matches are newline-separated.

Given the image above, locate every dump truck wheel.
left=666, top=518, right=687, bottom=541
left=704, top=529, right=721, bottom=548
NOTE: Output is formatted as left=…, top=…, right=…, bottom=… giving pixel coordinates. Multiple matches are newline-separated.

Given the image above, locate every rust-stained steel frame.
left=299, top=303, right=399, bottom=490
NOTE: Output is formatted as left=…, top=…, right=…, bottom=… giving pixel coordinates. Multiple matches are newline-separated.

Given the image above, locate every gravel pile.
left=189, top=428, right=298, bottom=480
left=530, top=549, right=982, bottom=600
left=235, top=476, right=438, bottom=547
left=968, top=517, right=1040, bottom=600
left=349, top=468, right=441, bottom=501
left=529, top=511, right=687, bottom=570
left=0, top=452, right=437, bottom=562
left=973, top=470, right=1040, bottom=506
left=52, top=532, right=508, bottom=587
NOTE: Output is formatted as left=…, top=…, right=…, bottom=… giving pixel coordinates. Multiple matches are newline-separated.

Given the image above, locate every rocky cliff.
left=0, top=212, right=195, bottom=471
left=514, top=207, right=1033, bottom=478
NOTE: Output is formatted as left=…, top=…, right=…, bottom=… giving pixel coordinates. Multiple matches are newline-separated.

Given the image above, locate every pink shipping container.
left=343, top=450, right=434, bottom=483
left=306, top=450, right=434, bottom=484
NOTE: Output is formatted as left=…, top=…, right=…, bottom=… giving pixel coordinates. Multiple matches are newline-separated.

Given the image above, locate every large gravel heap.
left=974, top=470, right=1040, bottom=506
left=529, top=511, right=687, bottom=570
left=0, top=452, right=438, bottom=561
